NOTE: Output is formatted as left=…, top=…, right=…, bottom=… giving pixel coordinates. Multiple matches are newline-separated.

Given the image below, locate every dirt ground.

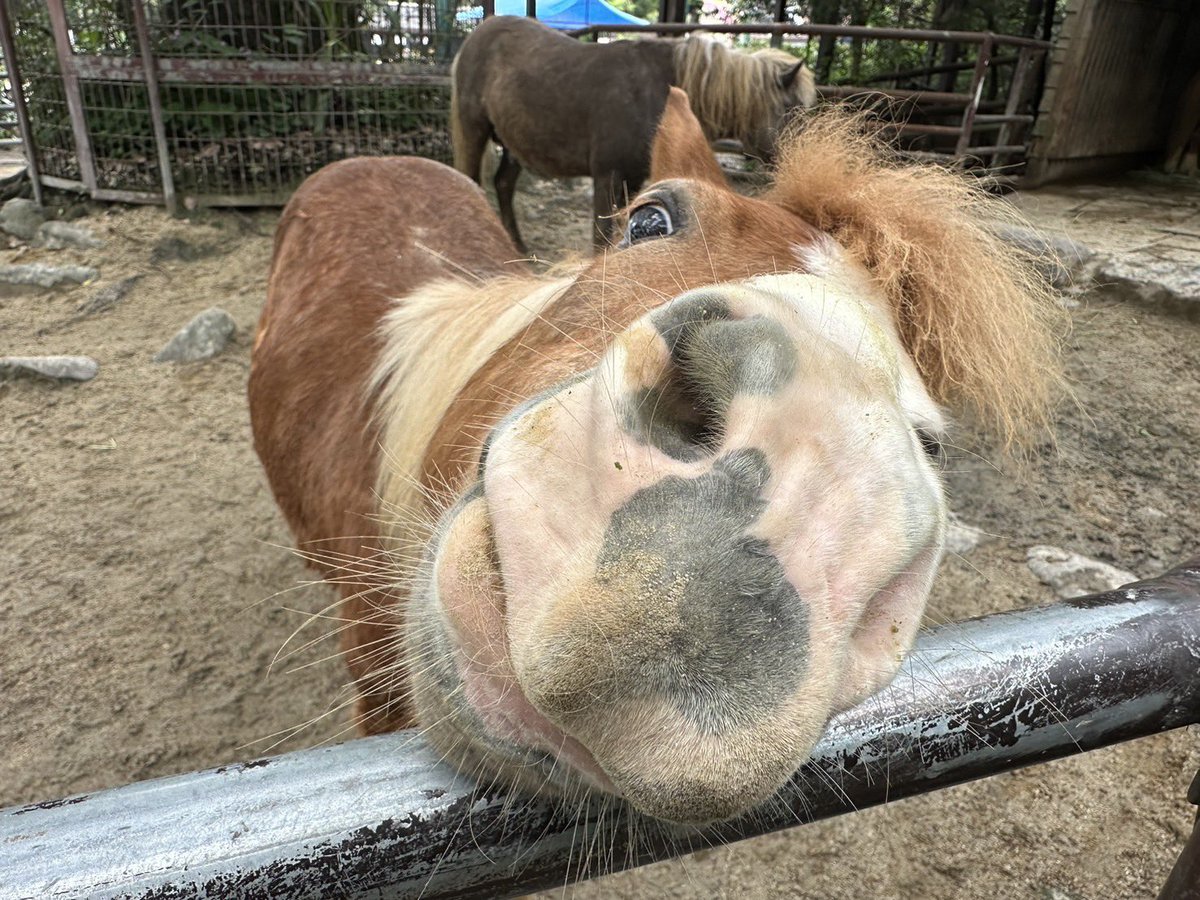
left=1, top=168, right=1198, bottom=900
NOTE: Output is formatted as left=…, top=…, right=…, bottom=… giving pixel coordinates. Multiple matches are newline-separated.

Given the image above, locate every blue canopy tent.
left=456, top=0, right=648, bottom=31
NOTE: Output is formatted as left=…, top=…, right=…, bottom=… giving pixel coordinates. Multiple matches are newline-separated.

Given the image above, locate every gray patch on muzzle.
left=626, top=294, right=797, bottom=460
left=595, top=448, right=808, bottom=731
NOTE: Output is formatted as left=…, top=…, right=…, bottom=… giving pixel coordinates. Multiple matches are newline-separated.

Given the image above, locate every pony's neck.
left=370, top=274, right=574, bottom=545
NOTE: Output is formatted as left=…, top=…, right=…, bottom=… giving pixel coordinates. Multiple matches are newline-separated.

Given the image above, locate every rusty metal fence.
left=579, top=23, right=1050, bottom=178
left=2, top=0, right=465, bottom=209
left=0, top=2, right=1051, bottom=209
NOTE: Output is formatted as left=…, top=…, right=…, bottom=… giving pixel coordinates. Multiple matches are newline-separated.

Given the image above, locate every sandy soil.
left=1, top=170, right=1197, bottom=900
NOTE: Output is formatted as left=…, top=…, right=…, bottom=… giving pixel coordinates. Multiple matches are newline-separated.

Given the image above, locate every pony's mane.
left=673, top=35, right=816, bottom=145
left=767, top=109, right=1067, bottom=449
left=369, top=274, right=573, bottom=537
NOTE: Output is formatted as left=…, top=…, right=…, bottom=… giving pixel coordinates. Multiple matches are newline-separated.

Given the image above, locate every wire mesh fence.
left=7, top=0, right=465, bottom=206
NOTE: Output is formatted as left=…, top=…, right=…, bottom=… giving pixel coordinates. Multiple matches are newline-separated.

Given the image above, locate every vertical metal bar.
left=770, top=0, right=787, bottom=48
left=955, top=33, right=992, bottom=159
left=45, top=0, right=98, bottom=193
left=0, top=0, right=42, bottom=204
left=128, top=0, right=175, bottom=213
left=994, top=45, right=1032, bottom=170
left=526, top=0, right=536, bottom=17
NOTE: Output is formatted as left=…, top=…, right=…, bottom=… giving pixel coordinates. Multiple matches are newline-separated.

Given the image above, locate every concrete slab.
left=1010, top=170, right=1200, bottom=309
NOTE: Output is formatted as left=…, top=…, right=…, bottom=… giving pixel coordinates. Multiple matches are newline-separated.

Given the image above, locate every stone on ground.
left=0, top=263, right=99, bottom=288
left=945, top=513, right=989, bottom=556
left=0, top=355, right=99, bottom=381
left=153, top=308, right=237, bottom=363
left=1026, top=545, right=1137, bottom=600
left=0, top=198, right=46, bottom=241
left=38, top=220, right=104, bottom=251
left=994, top=223, right=1095, bottom=288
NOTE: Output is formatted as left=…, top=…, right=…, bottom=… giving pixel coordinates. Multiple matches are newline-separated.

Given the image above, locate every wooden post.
left=526, top=0, right=536, bottom=17
left=45, top=0, right=98, bottom=193
left=129, top=0, right=177, bottom=214
left=482, top=0, right=495, bottom=17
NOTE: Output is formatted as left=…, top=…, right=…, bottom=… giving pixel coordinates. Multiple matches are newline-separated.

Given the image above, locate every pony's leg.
left=451, top=114, right=491, bottom=184
left=591, top=170, right=636, bottom=249
left=494, top=147, right=528, bottom=255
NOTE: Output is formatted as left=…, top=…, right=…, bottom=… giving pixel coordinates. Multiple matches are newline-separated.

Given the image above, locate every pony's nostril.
left=624, top=299, right=797, bottom=460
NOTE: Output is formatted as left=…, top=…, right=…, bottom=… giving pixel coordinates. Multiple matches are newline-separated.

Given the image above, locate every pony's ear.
left=779, top=61, right=818, bottom=108
left=779, top=61, right=804, bottom=90
left=649, top=87, right=727, bottom=186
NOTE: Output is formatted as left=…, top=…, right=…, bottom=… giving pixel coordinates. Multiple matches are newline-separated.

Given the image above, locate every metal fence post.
left=771, top=0, right=787, bottom=49
left=0, top=0, right=42, bottom=204
left=129, top=0, right=176, bottom=213
left=956, top=33, right=992, bottom=159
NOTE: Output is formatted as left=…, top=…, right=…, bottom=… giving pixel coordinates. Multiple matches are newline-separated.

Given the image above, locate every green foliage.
left=609, top=0, right=660, bottom=21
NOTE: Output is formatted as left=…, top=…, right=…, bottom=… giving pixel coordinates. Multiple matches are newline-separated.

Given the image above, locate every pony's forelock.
left=767, top=108, right=1068, bottom=451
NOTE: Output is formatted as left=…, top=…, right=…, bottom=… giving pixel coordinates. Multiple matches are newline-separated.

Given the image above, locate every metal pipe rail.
left=571, top=22, right=1053, bottom=51
left=2, top=559, right=1198, bottom=900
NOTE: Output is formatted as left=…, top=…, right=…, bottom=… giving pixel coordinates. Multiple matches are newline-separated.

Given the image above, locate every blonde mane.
left=767, top=109, right=1068, bottom=448
left=673, top=35, right=816, bottom=145
left=368, top=274, right=573, bottom=544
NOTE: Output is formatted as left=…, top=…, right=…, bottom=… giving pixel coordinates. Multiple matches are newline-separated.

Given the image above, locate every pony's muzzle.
left=480, top=279, right=944, bottom=824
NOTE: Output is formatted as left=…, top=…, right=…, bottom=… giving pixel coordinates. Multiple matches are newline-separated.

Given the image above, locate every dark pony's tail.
left=449, top=53, right=471, bottom=178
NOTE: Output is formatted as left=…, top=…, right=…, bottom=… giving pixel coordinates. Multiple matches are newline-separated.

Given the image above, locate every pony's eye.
left=625, top=204, right=674, bottom=244
left=917, top=428, right=945, bottom=460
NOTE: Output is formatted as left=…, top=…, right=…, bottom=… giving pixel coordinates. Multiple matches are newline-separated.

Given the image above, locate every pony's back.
left=450, top=16, right=675, bottom=182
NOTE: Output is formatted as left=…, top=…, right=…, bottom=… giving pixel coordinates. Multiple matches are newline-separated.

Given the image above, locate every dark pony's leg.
left=451, top=115, right=491, bottom=186
left=495, top=147, right=527, bottom=255
left=591, top=168, right=641, bottom=249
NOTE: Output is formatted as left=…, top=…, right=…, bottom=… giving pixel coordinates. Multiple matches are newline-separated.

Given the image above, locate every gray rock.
left=0, top=263, right=99, bottom=288
left=945, top=513, right=989, bottom=556
left=1026, top=545, right=1137, bottom=600
left=994, top=224, right=1096, bottom=288
left=0, top=198, right=47, bottom=241
left=0, top=355, right=98, bottom=381
left=153, top=307, right=237, bottom=363
left=38, top=220, right=104, bottom=251
left=76, top=276, right=139, bottom=317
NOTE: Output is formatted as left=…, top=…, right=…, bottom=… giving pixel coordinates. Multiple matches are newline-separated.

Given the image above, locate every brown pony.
left=250, top=89, right=1062, bottom=826
left=450, top=16, right=817, bottom=249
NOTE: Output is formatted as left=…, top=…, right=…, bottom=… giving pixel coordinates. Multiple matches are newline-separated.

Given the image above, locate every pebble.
left=153, top=307, right=236, bottom=363
left=945, top=513, right=989, bottom=555
left=0, top=198, right=46, bottom=241
left=1026, top=545, right=1137, bottom=600
left=151, top=236, right=214, bottom=264
left=0, top=263, right=99, bottom=288
left=0, top=355, right=99, bottom=381
left=38, top=220, right=104, bottom=250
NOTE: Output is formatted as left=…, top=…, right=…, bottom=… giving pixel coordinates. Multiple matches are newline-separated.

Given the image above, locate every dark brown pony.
left=450, top=16, right=816, bottom=249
